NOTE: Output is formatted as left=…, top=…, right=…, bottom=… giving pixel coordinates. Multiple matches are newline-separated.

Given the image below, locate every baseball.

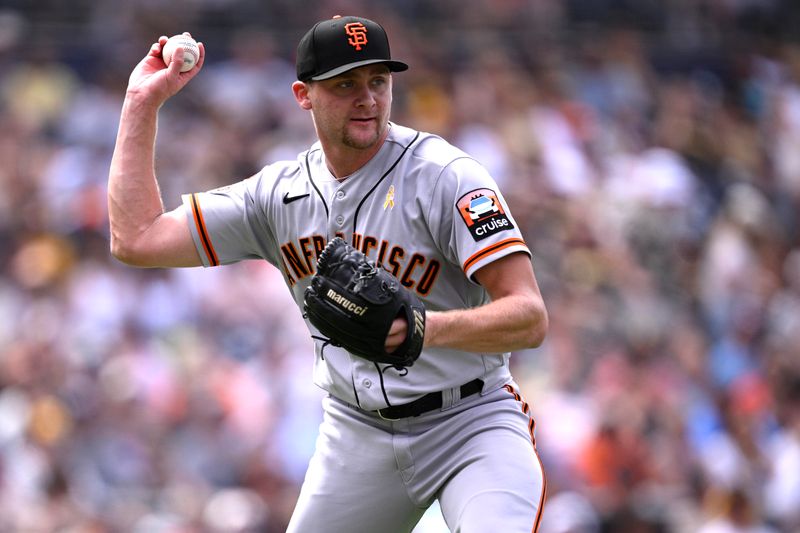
left=161, top=34, right=199, bottom=72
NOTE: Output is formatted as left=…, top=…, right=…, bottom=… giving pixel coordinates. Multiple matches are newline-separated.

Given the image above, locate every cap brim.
left=310, top=59, right=408, bottom=81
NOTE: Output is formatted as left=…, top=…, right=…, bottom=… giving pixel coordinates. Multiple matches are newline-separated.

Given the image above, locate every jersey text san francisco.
left=280, top=232, right=441, bottom=296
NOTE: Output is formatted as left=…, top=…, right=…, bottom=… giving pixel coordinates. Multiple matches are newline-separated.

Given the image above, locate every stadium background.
left=1, top=0, right=799, bottom=531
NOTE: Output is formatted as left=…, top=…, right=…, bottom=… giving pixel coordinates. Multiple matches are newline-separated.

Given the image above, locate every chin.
left=343, top=129, right=381, bottom=150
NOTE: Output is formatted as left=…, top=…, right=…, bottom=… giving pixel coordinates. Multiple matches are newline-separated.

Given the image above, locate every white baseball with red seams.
left=161, top=34, right=199, bottom=72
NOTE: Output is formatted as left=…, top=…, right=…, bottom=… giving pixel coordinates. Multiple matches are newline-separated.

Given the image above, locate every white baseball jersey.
left=182, top=123, right=530, bottom=410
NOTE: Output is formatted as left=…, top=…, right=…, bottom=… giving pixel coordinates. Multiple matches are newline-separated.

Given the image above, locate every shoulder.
left=389, top=123, right=480, bottom=173
left=253, top=141, right=324, bottom=183
left=245, top=153, right=307, bottom=191
left=202, top=157, right=306, bottom=207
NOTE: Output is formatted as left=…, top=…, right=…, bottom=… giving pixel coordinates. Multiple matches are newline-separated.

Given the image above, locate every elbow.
left=109, top=234, right=149, bottom=267
left=524, top=300, right=549, bottom=349
left=109, top=237, right=136, bottom=266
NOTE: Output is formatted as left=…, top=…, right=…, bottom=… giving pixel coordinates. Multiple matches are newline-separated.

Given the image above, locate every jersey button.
left=336, top=191, right=345, bottom=200
left=335, top=215, right=344, bottom=225
left=362, top=379, right=372, bottom=388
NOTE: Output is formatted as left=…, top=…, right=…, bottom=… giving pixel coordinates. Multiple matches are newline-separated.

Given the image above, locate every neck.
left=322, top=128, right=390, bottom=180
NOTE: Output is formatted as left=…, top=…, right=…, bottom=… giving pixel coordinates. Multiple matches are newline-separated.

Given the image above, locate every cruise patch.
left=457, top=188, right=514, bottom=241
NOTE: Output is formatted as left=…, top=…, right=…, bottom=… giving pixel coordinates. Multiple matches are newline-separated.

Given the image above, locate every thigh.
left=287, top=397, right=426, bottom=533
left=437, top=385, right=546, bottom=533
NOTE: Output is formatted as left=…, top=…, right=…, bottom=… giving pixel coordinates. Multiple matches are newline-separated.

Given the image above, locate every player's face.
left=307, top=65, right=392, bottom=151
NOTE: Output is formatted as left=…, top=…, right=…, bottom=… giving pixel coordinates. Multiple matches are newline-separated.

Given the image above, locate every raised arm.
left=108, top=34, right=206, bottom=268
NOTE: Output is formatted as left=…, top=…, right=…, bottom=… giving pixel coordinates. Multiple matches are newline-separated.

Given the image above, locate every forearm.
left=424, top=293, right=547, bottom=353
left=107, top=96, right=165, bottom=262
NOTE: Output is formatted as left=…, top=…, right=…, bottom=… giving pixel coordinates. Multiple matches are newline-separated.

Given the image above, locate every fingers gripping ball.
left=303, top=238, right=426, bottom=370
left=162, top=34, right=200, bottom=72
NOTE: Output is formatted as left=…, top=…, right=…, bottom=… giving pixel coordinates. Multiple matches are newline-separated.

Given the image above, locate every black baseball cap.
left=296, top=15, right=408, bottom=81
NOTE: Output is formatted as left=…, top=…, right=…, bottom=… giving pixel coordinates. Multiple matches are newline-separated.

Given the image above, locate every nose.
left=353, top=81, right=377, bottom=107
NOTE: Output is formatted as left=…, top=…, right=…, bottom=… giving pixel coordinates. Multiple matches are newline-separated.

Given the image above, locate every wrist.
left=422, top=310, right=443, bottom=348
left=123, top=91, right=163, bottom=114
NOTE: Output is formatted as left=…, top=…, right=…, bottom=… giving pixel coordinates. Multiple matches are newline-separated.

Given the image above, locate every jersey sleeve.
left=427, top=157, right=530, bottom=282
left=181, top=174, right=278, bottom=267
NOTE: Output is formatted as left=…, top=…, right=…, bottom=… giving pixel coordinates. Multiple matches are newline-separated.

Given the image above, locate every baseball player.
left=108, top=15, right=548, bottom=533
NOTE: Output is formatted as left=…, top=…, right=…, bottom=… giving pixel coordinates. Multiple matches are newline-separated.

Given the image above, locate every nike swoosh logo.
left=283, top=192, right=310, bottom=204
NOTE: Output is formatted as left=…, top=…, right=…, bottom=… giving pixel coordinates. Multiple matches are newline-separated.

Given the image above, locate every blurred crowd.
left=1, top=0, right=800, bottom=531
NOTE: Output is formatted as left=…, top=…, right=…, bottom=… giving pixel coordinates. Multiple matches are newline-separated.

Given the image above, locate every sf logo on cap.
left=345, top=22, right=368, bottom=50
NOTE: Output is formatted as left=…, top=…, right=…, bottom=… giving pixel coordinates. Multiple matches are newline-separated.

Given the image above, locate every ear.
left=292, top=81, right=312, bottom=110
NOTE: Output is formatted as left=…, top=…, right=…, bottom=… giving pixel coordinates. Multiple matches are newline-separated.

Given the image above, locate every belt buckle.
left=376, top=408, right=401, bottom=421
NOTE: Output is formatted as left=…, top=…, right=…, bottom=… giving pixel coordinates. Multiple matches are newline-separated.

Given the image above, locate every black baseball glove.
left=303, top=238, right=426, bottom=369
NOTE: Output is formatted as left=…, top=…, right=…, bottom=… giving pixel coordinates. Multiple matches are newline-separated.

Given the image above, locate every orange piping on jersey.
left=503, top=384, right=547, bottom=533
left=190, top=193, right=219, bottom=266
left=462, top=238, right=527, bottom=273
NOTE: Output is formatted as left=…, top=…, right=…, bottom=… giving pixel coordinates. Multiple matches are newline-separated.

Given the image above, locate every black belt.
left=375, top=379, right=484, bottom=420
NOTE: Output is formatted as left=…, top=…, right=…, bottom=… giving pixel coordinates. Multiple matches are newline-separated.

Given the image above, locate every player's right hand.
left=124, top=33, right=205, bottom=106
